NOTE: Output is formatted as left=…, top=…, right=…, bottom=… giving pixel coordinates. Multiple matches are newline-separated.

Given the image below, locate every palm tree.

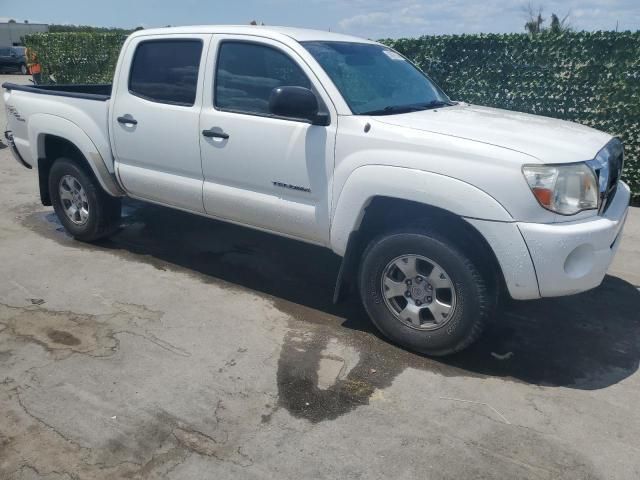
left=524, top=4, right=572, bottom=34
left=549, top=13, right=572, bottom=34
left=524, top=4, right=544, bottom=34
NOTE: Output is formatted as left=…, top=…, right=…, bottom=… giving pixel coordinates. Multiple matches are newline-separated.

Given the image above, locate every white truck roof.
left=129, top=25, right=377, bottom=44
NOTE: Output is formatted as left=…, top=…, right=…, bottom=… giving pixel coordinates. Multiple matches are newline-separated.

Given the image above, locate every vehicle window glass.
left=129, top=40, right=202, bottom=106
left=215, top=41, right=311, bottom=115
left=303, top=41, right=449, bottom=115
left=0, top=48, right=9, bottom=56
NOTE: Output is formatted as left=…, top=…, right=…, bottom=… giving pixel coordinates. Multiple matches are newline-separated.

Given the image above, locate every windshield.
left=302, top=41, right=451, bottom=115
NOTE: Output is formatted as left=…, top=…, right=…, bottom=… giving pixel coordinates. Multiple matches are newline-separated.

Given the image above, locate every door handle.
left=202, top=128, right=229, bottom=139
left=117, top=116, right=138, bottom=125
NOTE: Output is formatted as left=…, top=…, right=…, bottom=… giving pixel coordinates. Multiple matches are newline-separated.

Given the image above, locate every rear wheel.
left=49, top=157, right=121, bottom=242
left=359, top=229, right=495, bottom=356
left=20, top=64, right=28, bottom=75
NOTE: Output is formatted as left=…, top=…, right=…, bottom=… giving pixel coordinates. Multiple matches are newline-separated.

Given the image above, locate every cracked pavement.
left=1, top=74, right=640, bottom=479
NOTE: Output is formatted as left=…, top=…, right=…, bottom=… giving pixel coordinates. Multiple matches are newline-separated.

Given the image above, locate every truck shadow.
left=30, top=200, right=640, bottom=390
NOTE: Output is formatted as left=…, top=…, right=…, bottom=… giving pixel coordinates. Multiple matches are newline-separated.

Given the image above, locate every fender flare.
left=28, top=113, right=124, bottom=197
left=330, top=165, right=540, bottom=302
left=330, top=165, right=513, bottom=256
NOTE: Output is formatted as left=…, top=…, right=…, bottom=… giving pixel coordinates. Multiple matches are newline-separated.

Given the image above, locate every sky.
left=1, top=0, right=639, bottom=38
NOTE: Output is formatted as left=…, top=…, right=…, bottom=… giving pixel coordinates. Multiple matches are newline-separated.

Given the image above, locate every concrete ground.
left=1, top=72, right=639, bottom=480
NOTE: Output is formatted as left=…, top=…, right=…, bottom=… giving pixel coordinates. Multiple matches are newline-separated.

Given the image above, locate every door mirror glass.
left=268, top=86, right=327, bottom=125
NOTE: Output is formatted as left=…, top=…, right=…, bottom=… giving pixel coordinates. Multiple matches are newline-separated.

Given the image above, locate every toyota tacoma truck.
left=3, top=26, right=630, bottom=356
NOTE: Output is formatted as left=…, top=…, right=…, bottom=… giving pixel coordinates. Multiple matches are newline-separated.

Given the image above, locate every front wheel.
left=20, top=64, right=28, bottom=75
left=49, top=158, right=121, bottom=242
left=359, top=229, right=495, bottom=356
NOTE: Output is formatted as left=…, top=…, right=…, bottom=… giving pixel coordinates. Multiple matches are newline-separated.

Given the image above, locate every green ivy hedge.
left=24, top=31, right=640, bottom=198
left=24, top=33, right=126, bottom=84
left=383, top=32, right=640, bottom=199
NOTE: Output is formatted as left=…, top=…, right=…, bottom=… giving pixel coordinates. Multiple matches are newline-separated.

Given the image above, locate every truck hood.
left=373, top=103, right=611, bottom=164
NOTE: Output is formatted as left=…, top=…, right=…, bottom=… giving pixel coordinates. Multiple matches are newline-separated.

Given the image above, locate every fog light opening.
left=563, top=244, right=595, bottom=279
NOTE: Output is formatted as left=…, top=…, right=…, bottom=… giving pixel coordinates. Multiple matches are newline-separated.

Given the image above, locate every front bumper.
left=4, top=130, right=32, bottom=169
left=518, top=181, right=630, bottom=297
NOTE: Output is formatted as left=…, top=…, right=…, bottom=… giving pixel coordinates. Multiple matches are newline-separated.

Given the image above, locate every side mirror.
left=268, top=86, right=328, bottom=126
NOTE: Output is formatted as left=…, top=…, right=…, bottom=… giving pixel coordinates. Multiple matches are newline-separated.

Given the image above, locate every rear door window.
left=129, top=39, right=203, bottom=106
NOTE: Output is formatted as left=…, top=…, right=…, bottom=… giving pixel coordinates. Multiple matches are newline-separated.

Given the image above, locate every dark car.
left=0, top=46, right=28, bottom=74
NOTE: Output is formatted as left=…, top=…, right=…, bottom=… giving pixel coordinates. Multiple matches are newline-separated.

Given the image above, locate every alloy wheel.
left=380, top=254, right=457, bottom=330
left=58, top=175, right=90, bottom=225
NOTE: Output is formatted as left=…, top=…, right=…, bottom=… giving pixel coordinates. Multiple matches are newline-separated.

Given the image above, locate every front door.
left=199, top=35, right=336, bottom=244
left=111, top=34, right=210, bottom=213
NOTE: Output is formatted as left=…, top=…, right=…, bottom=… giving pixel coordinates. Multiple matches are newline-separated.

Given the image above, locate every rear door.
left=111, top=34, right=211, bottom=213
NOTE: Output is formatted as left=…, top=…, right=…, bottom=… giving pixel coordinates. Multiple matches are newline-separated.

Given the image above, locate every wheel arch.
left=29, top=116, right=124, bottom=205
left=330, top=165, right=513, bottom=256
left=330, top=166, right=515, bottom=304
left=37, top=135, right=91, bottom=205
left=332, top=195, right=507, bottom=304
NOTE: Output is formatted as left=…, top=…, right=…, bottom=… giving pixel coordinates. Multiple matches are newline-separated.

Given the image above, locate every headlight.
left=522, top=163, right=599, bottom=215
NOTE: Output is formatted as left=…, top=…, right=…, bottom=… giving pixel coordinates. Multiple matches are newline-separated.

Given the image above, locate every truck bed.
left=2, top=83, right=112, bottom=101
left=3, top=81, right=115, bottom=175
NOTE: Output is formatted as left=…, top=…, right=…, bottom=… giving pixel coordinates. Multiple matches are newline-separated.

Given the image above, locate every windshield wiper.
left=360, top=100, right=455, bottom=116
left=420, top=100, right=456, bottom=109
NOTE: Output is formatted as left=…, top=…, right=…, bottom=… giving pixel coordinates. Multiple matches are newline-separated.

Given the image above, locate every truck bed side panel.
left=4, top=87, right=115, bottom=175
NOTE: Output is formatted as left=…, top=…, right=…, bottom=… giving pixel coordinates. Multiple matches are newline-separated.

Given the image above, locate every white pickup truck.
left=3, top=26, right=630, bottom=356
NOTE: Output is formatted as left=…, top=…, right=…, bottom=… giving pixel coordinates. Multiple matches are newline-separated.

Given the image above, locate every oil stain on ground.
left=274, top=313, right=471, bottom=423
left=0, top=303, right=118, bottom=357
left=0, top=301, right=168, bottom=359
left=46, top=328, right=81, bottom=346
left=276, top=328, right=376, bottom=422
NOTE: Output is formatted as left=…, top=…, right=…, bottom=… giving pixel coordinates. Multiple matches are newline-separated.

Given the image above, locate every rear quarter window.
left=129, top=39, right=203, bottom=106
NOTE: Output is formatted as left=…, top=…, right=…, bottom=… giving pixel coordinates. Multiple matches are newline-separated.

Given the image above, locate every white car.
left=3, top=26, right=630, bottom=355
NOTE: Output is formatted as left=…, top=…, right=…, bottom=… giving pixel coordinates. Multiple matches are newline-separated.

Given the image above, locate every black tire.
left=359, top=229, right=495, bottom=356
left=20, top=64, right=28, bottom=75
left=49, top=157, right=121, bottom=242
